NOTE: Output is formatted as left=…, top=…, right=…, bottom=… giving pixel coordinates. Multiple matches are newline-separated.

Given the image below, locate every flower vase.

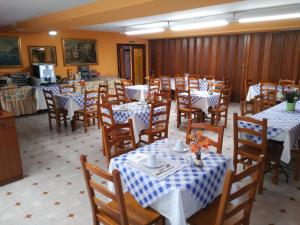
left=286, top=102, right=296, bottom=111
left=194, top=152, right=203, bottom=167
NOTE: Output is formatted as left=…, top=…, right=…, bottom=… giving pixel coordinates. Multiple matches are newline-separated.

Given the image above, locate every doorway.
left=117, top=44, right=146, bottom=84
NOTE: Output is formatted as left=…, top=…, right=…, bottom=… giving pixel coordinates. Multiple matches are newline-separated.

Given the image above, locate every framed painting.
left=28, top=46, right=57, bottom=65
left=0, top=36, right=22, bottom=67
left=62, top=38, right=98, bottom=65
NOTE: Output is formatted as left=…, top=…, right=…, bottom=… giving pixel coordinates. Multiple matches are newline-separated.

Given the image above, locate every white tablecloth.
left=246, top=84, right=283, bottom=101
left=179, top=91, right=220, bottom=114
left=109, top=139, right=232, bottom=225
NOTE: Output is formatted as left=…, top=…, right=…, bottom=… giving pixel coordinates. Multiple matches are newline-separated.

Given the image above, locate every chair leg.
left=258, top=158, right=266, bottom=194
left=294, top=148, right=300, bottom=181
left=177, top=113, right=181, bottom=128
left=157, top=216, right=165, bottom=225
left=63, top=113, right=67, bottom=127
left=56, top=114, right=61, bottom=132
left=84, top=115, right=88, bottom=133
left=224, top=111, right=228, bottom=128
left=48, top=114, right=52, bottom=130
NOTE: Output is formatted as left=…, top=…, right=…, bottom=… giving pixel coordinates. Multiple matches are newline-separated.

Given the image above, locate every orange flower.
left=190, top=143, right=199, bottom=153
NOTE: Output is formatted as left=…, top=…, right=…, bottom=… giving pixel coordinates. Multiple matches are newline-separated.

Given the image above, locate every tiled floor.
left=1, top=103, right=300, bottom=225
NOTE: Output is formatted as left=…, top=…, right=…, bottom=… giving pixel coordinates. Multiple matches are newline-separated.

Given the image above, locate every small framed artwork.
left=28, top=46, right=57, bottom=65
left=62, top=38, right=98, bottom=65
left=0, top=36, right=22, bottom=67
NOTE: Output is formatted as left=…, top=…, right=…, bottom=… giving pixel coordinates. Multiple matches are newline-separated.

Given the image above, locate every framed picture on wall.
left=62, top=38, right=98, bottom=65
left=28, top=46, right=57, bottom=65
left=0, top=36, right=22, bottom=67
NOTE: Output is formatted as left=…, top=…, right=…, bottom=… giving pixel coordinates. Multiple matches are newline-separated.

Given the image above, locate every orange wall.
left=0, top=30, right=148, bottom=77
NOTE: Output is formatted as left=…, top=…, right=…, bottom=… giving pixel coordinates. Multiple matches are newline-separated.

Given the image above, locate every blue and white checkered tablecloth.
left=239, top=101, right=300, bottom=163
left=125, top=85, right=149, bottom=101
left=180, top=91, right=219, bottom=113
left=55, top=93, right=97, bottom=118
left=246, top=84, right=283, bottom=101
left=110, top=139, right=229, bottom=208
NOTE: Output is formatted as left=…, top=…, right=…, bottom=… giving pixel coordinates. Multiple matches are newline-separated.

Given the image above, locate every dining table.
left=108, top=138, right=232, bottom=225
left=125, top=85, right=149, bottom=101
left=239, top=101, right=300, bottom=163
left=179, top=90, right=220, bottom=113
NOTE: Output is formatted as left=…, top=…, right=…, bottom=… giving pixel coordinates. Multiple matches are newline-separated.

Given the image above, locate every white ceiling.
left=0, top=0, right=96, bottom=27
left=81, top=0, right=300, bottom=32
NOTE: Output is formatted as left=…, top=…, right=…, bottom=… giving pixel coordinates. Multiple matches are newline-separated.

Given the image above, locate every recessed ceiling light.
left=238, top=13, right=300, bottom=23
left=48, top=30, right=57, bottom=36
left=124, top=28, right=165, bottom=35
left=170, top=20, right=228, bottom=31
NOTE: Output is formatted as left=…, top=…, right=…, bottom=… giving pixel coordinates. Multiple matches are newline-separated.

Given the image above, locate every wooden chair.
left=233, top=113, right=283, bottom=193
left=208, top=87, right=231, bottom=128
left=73, top=89, right=99, bottom=133
left=114, top=82, right=131, bottom=104
left=175, top=90, right=203, bottom=128
left=59, top=84, right=75, bottom=94
left=149, top=78, right=160, bottom=89
left=260, top=82, right=277, bottom=106
left=188, top=77, right=200, bottom=91
left=80, top=155, right=164, bottom=225
left=281, top=83, right=300, bottom=93
left=98, top=83, right=108, bottom=100
left=208, top=82, right=224, bottom=93
left=175, top=76, right=186, bottom=91
left=147, top=87, right=159, bottom=103
left=121, top=79, right=133, bottom=87
left=295, top=140, right=300, bottom=181
left=204, top=75, right=215, bottom=80
left=154, top=92, right=171, bottom=103
left=187, top=155, right=263, bottom=225
left=102, top=119, right=137, bottom=165
left=279, top=79, right=295, bottom=85
left=139, top=100, right=171, bottom=144
left=160, top=76, right=171, bottom=97
left=186, top=119, right=224, bottom=154
left=43, top=89, right=68, bottom=132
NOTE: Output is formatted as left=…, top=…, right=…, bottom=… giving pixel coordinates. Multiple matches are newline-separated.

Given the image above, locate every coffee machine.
left=32, top=64, right=56, bottom=85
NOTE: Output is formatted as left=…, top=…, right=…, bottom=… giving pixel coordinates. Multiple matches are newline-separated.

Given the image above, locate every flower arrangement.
left=188, top=131, right=212, bottom=166
left=283, top=91, right=300, bottom=103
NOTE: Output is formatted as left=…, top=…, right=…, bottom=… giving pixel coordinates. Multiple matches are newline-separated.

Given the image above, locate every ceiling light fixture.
left=130, top=22, right=168, bottom=29
left=238, top=13, right=300, bottom=23
left=170, top=20, right=228, bottom=31
left=48, top=30, right=57, bottom=36
left=124, top=28, right=165, bottom=35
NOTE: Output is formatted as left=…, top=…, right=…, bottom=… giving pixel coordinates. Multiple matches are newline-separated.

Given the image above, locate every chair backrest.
left=114, top=82, right=128, bottom=103
left=216, top=86, right=231, bottom=109
left=186, top=120, right=224, bottom=154
left=175, top=91, right=193, bottom=115
left=208, top=82, right=224, bottom=93
left=59, top=84, right=75, bottom=94
left=154, top=92, right=171, bottom=103
left=175, top=76, right=186, bottom=91
left=102, top=119, right=137, bottom=164
left=188, top=77, right=200, bottom=91
left=205, top=75, right=215, bottom=80
left=80, top=155, right=129, bottom=225
left=160, top=76, right=171, bottom=91
left=149, top=78, right=160, bottom=89
left=279, top=79, right=295, bottom=85
left=83, top=89, right=98, bottom=112
left=98, top=102, right=115, bottom=127
left=147, top=87, right=159, bottom=103
left=121, top=79, right=133, bottom=87
left=148, top=100, right=171, bottom=134
left=233, top=113, right=267, bottom=154
left=281, top=83, right=300, bottom=92
left=214, top=155, right=264, bottom=225
left=43, top=89, right=58, bottom=112
left=98, top=83, right=108, bottom=96
left=260, top=82, right=277, bottom=95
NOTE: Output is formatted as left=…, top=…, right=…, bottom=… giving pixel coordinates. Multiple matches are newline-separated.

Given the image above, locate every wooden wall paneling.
left=247, top=33, right=262, bottom=82
left=280, top=31, right=296, bottom=80
left=209, top=37, right=218, bottom=77
left=202, top=37, right=210, bottom=77
left=187, top=38, right=195, bottom=74
left=163, top=39, right=169, bottom=75
left=194, top=37, right=201, bottom=75
left=268, top=32, right=284, bottom=82
left=235, top=34, right=247, bottom=101
left=225, top=35, right=236, bottom=79
left=260, top=33, right=272, bottom=82
left=292, top=31, right=300, bottom=83
left=181, top=38, right=188, bottom=76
